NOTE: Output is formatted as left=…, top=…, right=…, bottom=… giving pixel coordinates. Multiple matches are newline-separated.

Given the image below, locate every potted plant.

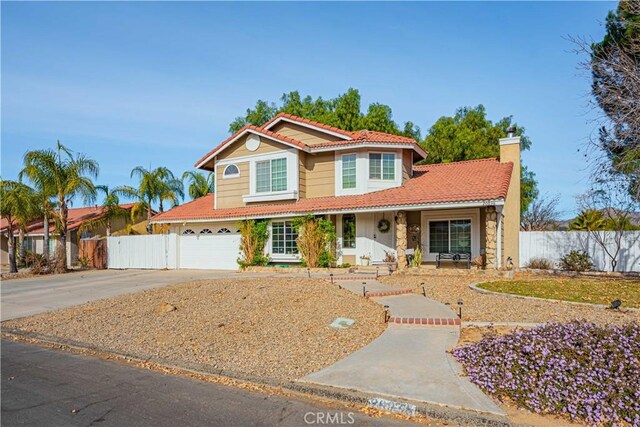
left=383, top=250, right=397, bottom=272
left=360, top=254, right=371, bottom=266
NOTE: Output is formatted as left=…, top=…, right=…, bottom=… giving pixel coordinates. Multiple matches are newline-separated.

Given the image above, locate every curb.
left=469, top=282, right=640, bottom=312
left=2, top=328, right=512, bottom=427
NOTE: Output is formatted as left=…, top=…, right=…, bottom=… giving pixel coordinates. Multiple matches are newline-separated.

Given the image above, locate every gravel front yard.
left=2, top=278, right=385, bottom=381
left=380, top=274, right=640, bottom=324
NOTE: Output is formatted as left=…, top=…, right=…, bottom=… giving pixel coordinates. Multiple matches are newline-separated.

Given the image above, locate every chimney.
left=498, top=129, right=521, bottom=270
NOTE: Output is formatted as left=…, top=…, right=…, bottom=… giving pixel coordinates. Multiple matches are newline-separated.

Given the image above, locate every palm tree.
left=79, top=185, right=129, bottom=236
left=0, top=179, right=39, bottom=273
left=182, top=171, right=214, bottom=200
left=19, top=167, right=57, bottom=263
left=115, top=166, right=183, bottom=233
left=21, top=141, right=99, bottom=273
left=568, top=209, right=605, bottom=231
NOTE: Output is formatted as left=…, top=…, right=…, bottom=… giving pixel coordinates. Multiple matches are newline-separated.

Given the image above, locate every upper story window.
left=369, top=153, right=395, bottom=180
left=342, top=154, right=356, bottom=189
left=342, top=214, right=356, bottom=248
left=223, top=164, right=239, bottom=178
left=256, top=158, right=287, bottom=193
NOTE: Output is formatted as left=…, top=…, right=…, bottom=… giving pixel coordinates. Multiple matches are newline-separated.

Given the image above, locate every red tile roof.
left=1, top=204, right=135, bottom=234
left=153, top=159, right=513, bottom=222
left=195, top=113, right=425, bottom=169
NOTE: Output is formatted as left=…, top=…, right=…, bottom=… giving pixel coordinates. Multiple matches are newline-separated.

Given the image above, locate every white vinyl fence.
left=520, top=231, right=640, bottom=272
left=107, top=234, right=241, bottom=270
left=107, top=235, right=178, bottom=269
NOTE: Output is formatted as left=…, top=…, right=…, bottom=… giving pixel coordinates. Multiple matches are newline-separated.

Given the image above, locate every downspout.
left=496, top=205, right=503, bottom=269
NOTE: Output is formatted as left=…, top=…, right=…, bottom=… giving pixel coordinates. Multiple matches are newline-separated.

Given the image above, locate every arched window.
left=223, top=164, right=239, bottom=178
left=217, top=228, right=231, bottom=234
left=200, top=229, right=213, bottom=234
left=182, top=229, right=195, bottom=235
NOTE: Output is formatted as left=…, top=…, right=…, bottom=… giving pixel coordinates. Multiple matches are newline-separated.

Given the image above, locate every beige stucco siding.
left=402, top=149, right=413, bottom=183
left=304, top=152, right=335, bottom=198
left=217, top=134, right=286, bottom=161
left=298, top=152, right=307, bottom=199
left=500, top=142, right=521, bottom=268
left=216, top=162, right=250, bottom=209
left=270, top=122, right=341, bottom=145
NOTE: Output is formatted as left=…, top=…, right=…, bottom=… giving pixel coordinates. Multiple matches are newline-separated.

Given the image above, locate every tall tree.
left=0, top=180, right=39, bottom=273
left=21, top=142, right=99, bottom=273
left=19, top=162, right=56, bottom=263
left=421, top=105, right=537, bottom=214
left=182, top=171, right=215, bottom=200
left=229, top=88, right=415, bottom=136
left=80, top=185, right=129, bottom=237
left=573, top=1, right=640, bottom=200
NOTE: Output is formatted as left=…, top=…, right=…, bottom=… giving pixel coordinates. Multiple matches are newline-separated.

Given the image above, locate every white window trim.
left=420, top=208, right=480, bottom=263
left=231, top=149, right=298, bottom=203
left=268, top=220, right=301, bottom=262
left=222, top=164, right=240, bottom=179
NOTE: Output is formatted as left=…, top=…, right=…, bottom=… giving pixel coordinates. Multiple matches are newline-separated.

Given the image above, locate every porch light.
left=506, top=257, right=514, bottom=270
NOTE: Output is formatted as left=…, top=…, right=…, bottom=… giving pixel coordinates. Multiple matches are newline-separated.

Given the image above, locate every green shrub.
left=525, top=257, right=555, bottom=270
left=338, top=263, right=351, bottom=268
left=411, top=246, right=423, bottom=268
left=559, top=250, right=594, bottom=272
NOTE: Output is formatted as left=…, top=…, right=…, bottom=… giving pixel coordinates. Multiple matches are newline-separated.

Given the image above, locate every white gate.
left=178, top=234, right=241, bottom=270
left=107, top=235, right=177, bottom=269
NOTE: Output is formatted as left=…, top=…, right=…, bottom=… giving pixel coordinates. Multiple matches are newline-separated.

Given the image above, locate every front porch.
left=335, top=205, right=505, bottom=270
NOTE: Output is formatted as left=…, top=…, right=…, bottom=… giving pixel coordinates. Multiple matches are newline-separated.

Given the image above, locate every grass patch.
left=478, top=278, right=640, bottom=308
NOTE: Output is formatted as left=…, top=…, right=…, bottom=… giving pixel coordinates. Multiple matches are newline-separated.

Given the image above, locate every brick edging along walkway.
left=365, top=289, right=413, bottom=298
left=388, top=317, right=461, bottom=326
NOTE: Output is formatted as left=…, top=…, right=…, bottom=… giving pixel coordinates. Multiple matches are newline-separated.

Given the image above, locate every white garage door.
left=179, top=234, right=241, bottom=270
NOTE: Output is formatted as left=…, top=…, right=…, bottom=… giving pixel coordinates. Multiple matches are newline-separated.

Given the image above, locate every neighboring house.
left=151, top=113, right=521, bottom=269
left=1, top=204, right=137, bottom=269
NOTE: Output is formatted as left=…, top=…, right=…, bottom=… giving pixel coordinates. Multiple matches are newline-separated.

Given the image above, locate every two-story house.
left=151, top=113, right=520, bottom=270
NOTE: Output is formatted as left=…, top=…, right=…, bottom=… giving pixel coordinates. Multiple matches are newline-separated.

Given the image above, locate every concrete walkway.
left=301, top=278, right=504, bottom=416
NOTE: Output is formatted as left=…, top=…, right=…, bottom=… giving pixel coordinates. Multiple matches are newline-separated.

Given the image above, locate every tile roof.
left=195, top=113, right=425, bottom=168
left=1, top=204, right=135, bottom=234
left=153, top=158, right=513, bottom=222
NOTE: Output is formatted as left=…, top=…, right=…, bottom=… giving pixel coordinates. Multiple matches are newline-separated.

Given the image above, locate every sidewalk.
left=301, top=278, right=504, bottom=416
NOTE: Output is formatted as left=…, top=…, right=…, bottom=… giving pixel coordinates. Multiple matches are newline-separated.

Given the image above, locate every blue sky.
left=1, top=1, right=615, bottom=217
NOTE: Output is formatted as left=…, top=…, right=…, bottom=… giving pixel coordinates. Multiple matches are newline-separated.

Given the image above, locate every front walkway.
left=301, top=278, right=504, bottom=416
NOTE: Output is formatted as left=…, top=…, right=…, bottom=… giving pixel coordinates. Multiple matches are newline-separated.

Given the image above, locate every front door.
left=372, top=212, right=394, bottom=262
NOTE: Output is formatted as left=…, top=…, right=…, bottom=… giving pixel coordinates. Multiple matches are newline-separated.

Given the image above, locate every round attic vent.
left=246, top=134, right=261, bottom=152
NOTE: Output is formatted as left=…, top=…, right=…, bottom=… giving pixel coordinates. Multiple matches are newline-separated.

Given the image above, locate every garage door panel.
left=179, top=235, right=240, bottom=270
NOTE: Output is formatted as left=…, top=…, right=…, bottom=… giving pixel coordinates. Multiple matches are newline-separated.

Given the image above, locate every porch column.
left=485, top=206, right=498, bottom=269
left=396, top=211, right=408, bottom=270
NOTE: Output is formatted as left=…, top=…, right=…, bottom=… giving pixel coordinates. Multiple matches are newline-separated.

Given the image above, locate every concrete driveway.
left=1, top=269, right=257, bottom=321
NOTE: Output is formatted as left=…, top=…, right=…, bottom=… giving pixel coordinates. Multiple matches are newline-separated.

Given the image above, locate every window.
left=256, top=158, right=287, bottom=193
left=272, top=221, right=298, bottom=255
left=342, top=154, right=356, bottom=189
left=182, top=229, right=195, bottom=235
left=200, top=229, right=213, bottom=234
left=369, top=153, right=395, bottom=180
left=223, top=164, right=239, bottom=178
left=428, top=219, right=472, bottom=253
left=217, top=228, right=231, bottom=234
left=342, top=214, right=356, bottom=248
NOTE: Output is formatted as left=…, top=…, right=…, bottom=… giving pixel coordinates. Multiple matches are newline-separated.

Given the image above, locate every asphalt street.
left=1, top=340, right=417, bottom=427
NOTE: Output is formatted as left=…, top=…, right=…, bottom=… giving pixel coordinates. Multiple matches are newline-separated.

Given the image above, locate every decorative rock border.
left=365, top=289, right=413, bottom=298
left=469, top=282, right=640, bottom=312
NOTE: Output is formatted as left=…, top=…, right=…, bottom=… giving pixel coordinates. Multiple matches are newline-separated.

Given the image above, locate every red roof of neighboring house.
left=195, top=113, right=425, bottom=169
left=153, top=159, right=513, bottom=222
left=1, top=204, right=135, bottom=234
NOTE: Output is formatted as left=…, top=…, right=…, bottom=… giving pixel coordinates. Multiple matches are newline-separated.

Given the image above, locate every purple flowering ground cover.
left=454, top=322, right=640, bottom=426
